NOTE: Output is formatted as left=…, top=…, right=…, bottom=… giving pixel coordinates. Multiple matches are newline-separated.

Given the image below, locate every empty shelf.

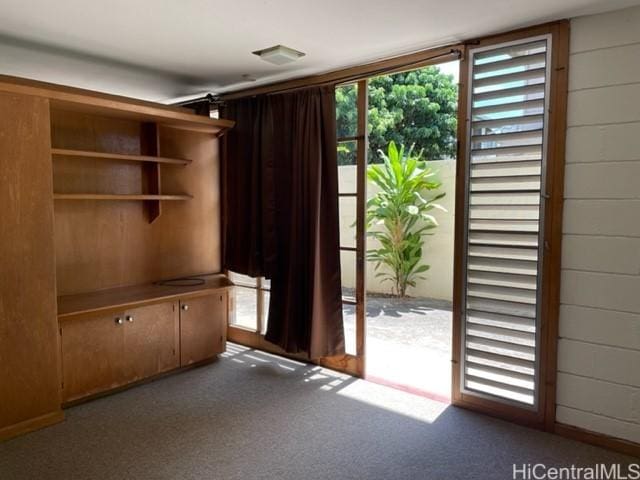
left=51, top=148, right=191, bottom=165
left=53, top=193, right=192, bottom=201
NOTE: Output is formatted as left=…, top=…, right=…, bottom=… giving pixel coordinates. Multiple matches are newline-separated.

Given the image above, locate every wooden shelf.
left=51, top=148, right=191, bottom=166
left=57, top=275, right=234, bottom=319
left=0, top=74, right=235, bottom=136
left=53, top=193, right=192, bottom=201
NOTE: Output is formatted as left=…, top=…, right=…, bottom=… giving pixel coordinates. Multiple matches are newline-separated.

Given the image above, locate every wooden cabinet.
left=0, top=75, right=234, bottom=439
left=61, top=301, right=180, bottom=403
left=180, top=293, right=227, bottom=366
left=58, top=280, right=231, bottom=403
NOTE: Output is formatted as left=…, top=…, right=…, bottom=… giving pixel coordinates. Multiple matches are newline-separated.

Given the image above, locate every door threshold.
left=365, top=375, right=451, bottom=404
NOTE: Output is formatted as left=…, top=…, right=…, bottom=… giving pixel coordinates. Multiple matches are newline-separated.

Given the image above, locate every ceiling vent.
left=252, top=45, right=306, bottom=65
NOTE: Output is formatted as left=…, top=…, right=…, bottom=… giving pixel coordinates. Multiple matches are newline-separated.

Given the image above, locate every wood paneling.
left=155, top=125, right=222, bottom=281
left=52, top=110, right=222, bottom=295
left=122, top=302, right=179, bottom=382
left=0, top=74, right=233, bottom=135
left=0, top=92, right=63, bottom=441
left=51, top=111, right=144, bottom=196
left=140, top=122, right=162, bottom=222
left=180, top=294, right=226, bottom=366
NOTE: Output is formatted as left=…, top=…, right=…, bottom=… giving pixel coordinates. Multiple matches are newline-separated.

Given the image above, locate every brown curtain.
left=222, top=86, right=344, bottom=359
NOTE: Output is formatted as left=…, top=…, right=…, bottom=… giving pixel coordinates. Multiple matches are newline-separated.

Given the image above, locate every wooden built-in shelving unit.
left=0, top=73, right=234, bottom=442
left=50, top=118, right=206, bottom=223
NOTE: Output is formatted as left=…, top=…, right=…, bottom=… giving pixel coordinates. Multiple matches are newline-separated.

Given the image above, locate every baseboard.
left=555, top=422, right=640, bottom=457
left=61, top=356, right=220, bottom=408
left=0, top=410, right=64, bottom=443
left=452, top=397, right=545, bottom=430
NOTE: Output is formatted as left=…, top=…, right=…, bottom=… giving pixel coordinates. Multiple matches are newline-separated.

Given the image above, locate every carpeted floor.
left=0, top=343, right=636, bottom=480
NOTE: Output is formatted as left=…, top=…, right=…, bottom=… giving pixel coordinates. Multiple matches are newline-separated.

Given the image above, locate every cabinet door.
left=60, top=312, right=126, bottom=402
left=180, top=293, right=226, bottom=366
left=123, top=302, right=179, bottom=382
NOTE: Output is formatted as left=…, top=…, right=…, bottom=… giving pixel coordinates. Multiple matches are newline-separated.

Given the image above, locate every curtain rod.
left=172, top=93, right=218, bottom=107
left=319, top=48, right=463, bottom=90
left=221, top=47, right=463, bottom=101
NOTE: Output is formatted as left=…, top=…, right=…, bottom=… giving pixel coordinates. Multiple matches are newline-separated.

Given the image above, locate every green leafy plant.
left=366, top=141, right=445, bottom=297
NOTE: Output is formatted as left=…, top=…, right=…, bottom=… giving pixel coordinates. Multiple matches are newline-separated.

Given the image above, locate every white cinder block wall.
left=556, top=6, right=640, bottom=444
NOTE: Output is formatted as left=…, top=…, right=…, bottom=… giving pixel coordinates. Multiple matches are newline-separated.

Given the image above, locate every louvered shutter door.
left=460, top=36, right=551, bottom=407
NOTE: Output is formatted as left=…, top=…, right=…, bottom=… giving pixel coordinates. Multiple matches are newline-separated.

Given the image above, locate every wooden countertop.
left=58, top=275, right=234, bottom=319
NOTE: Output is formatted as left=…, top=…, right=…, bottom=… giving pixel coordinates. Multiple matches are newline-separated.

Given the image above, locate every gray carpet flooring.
left=0, top=343, right=636, bottom=480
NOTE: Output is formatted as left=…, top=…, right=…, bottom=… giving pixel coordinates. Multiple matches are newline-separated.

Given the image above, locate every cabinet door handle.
left=126, top=315, right=134, bottom=323
left=115, top=317, right=124, bottom=325
left=181, top=304, right=189, bottom=311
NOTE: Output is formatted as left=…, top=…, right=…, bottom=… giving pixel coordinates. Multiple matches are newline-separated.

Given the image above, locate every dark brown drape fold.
left=222, top=87, right=344, bottom=359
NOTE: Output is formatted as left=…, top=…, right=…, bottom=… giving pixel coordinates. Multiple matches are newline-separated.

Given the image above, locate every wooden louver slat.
left=460, top=36, right=550, bottom=407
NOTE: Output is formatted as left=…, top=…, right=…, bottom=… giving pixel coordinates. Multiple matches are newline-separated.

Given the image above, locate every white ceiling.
left=0, top=0, right=638, bottom=102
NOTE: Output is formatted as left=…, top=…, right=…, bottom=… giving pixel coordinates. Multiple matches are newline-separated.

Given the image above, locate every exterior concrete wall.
left=339, top=159, right=456, bottom=301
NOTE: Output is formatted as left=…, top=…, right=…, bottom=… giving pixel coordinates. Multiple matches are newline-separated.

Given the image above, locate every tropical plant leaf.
left=366, top=141, right=445, bottom=297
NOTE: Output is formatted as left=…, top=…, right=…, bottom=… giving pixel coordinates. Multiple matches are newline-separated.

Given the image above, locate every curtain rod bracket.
left=173, top=93, right=225, bottom=108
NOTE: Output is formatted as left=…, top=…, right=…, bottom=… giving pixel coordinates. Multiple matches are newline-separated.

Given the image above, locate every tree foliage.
left=336, top=65, right=458, bottom=164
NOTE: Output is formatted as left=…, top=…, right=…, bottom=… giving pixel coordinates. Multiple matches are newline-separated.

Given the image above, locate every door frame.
left=224, top=23, right=568, bottom=420
left=451, top=21, right=569, bottom=430
left=320, top=79, right=368, bottom=377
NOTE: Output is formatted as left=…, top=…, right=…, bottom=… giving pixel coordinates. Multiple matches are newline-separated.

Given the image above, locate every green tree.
left=336, top=66, right=458, bottom=164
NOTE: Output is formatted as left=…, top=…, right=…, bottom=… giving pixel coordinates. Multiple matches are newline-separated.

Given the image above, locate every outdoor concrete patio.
left=233, top=286, right=453, bottom=400
left=344, top=295, right=452, bottom=401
